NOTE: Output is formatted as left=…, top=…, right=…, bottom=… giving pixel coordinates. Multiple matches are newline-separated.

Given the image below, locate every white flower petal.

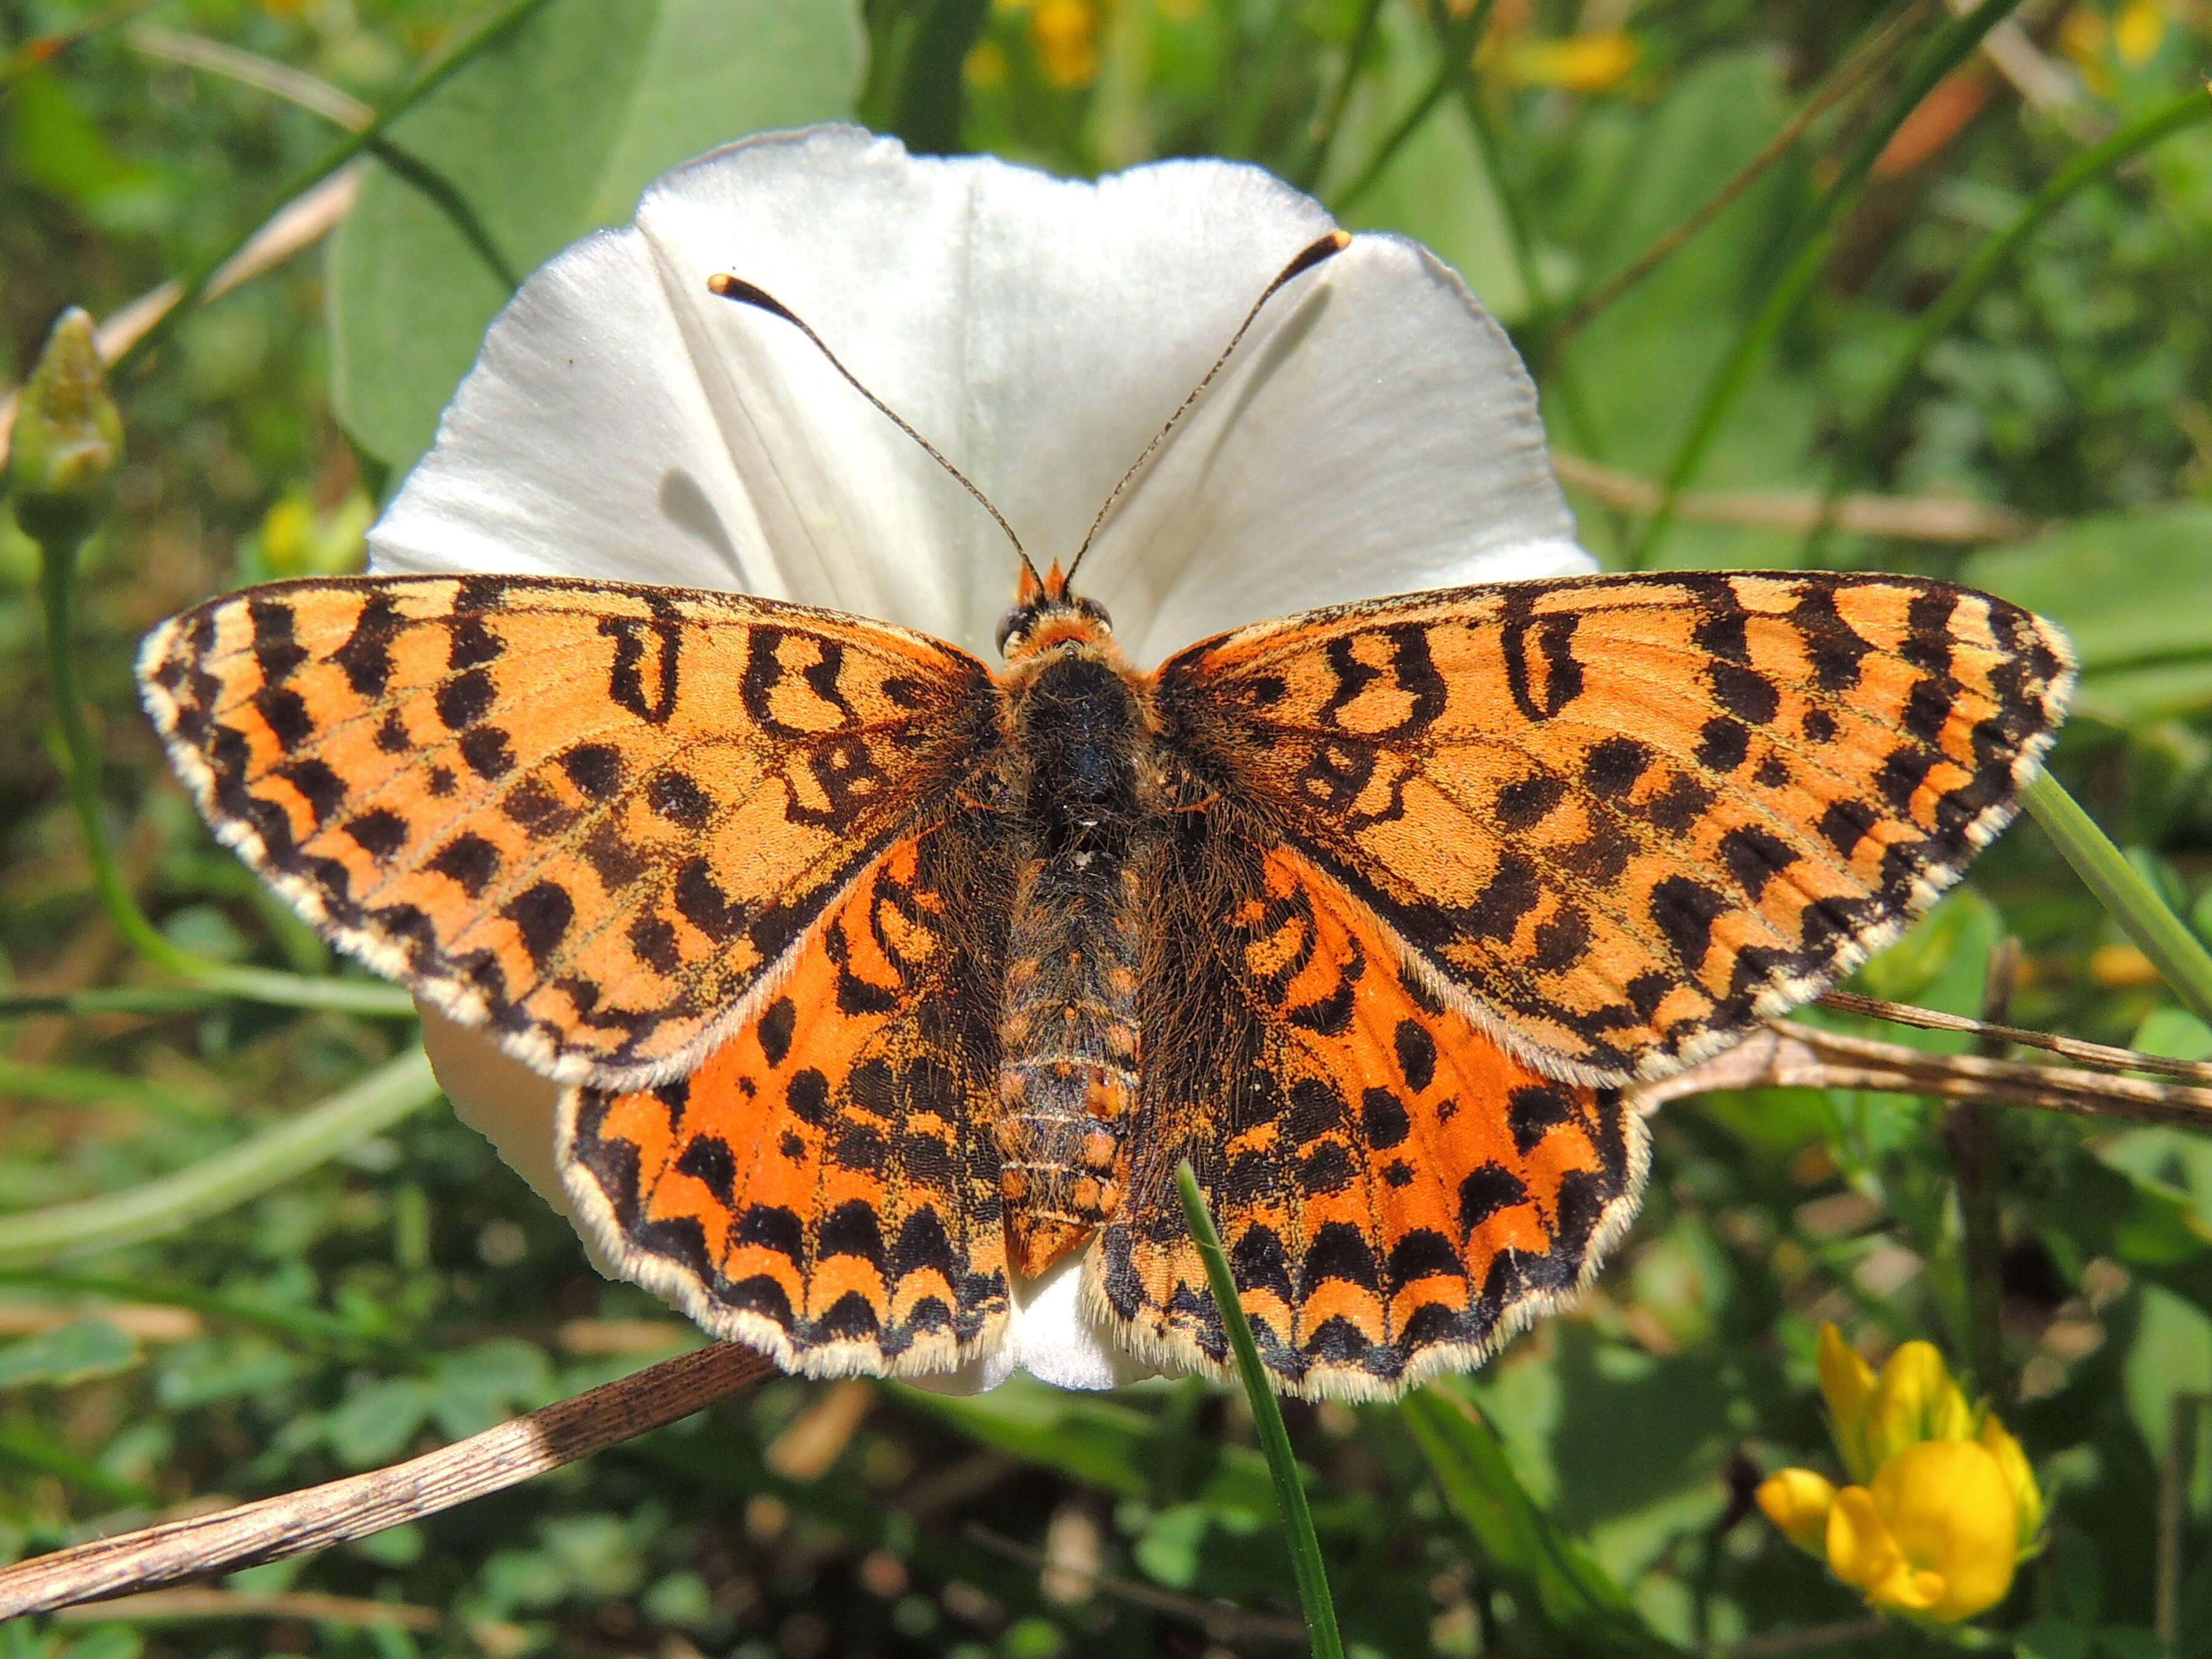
left=1007, top=1249, right=1161, bottom=1391
left=1083, top=232, right=1593, bottom=665
left=371, top=125, right=1589, bottom=659
left=421, top=1005, right=566, bottom=1211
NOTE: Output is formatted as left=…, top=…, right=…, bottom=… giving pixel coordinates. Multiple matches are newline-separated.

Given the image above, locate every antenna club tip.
left=1326, top=229, right=1352, bottom=251
left=705, top=272, right=740, bottom=297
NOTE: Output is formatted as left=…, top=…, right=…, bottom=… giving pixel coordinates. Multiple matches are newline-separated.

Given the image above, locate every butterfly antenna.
left=1062, top=229, right=1351, bottom=586
left=707, top=273, right=1037, bottom=585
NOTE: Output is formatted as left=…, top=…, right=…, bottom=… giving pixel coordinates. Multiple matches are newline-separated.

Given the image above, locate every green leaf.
left=330, top=0, right=866, bottom=480
left=0, top=1320, right=141, bottom=1389
left=1400, top=1383, right=1685, bottom=1658
left=431, top=1338, right=555, bottom=1437
left=2017, top=1618, right=2095, bottom=1659
left=1965, top=507, right=2212, bottom=720
left=327, top=1375, right=437, bottom=1467
left=1319, top=2, right=1525, bottom=320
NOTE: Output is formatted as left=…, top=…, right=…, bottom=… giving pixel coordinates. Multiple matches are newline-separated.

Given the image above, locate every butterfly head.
left=995, top=560, right=1113, bottom=661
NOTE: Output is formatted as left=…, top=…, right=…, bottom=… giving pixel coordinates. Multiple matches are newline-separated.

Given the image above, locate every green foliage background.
left=3, top=0, right=2212, bottom=1653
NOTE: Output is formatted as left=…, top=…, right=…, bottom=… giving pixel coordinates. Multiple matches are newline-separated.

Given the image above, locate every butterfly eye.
left=1077, top=597, right=1113, bottom=630
left=995, top=605, right=1029, bottom=656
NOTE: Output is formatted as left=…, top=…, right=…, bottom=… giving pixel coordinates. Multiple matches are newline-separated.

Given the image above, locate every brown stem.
left=1819, top=990, right=2212, bottom=1083
left=1631, top=1019, right=2212, bottom=1131
left=2157, top=1392, right=2205, bottom=1646
left=1546, top=449, right=2034, bottom=544
left=1946, top=938, right=2015, bottom=1399
left=0, top=1340, right=772, bottom=1619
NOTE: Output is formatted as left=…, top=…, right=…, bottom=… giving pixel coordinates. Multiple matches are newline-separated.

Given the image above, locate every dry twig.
left=1820, top=989, right=2212, bottom=1083
left=1631, top=1018, right=2212, bottom=1131
left=0, top=1340, right=771, bottom=1619
left=1547, top=449, right=2036, bottom=544
left=56, top=1586, right=441, bottom=1629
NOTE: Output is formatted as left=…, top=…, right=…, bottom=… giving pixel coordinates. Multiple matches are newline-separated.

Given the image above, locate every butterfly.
left=136, top=237, right=2073, bottom=1402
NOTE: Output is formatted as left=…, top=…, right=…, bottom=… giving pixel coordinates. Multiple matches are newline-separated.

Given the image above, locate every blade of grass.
left=1327, top=0, right=1498, bottom=214
left=1175, top=1161, right=1343, bottom=1659
left=2023, top=772, right=2212, bottom=1029
left=0, top=1059, right=213, bottom=1121
left=0, top=1268, right=406, bottom=1356
left=1288, top=0, right=1387, bottom=190
left=1547, top=0, right=1936, bottom=351
left=0, top=1047, right=439, bottom=1266
left=1801, top=86, right=2212, bottom=562
left=29, top=525, right=413, bottom=1019
left=112, top=0, right=561, bottom=378
left=1626, top=0, right=2026, bottom=568
left=1402, top=1385, right=1684, bottom=1656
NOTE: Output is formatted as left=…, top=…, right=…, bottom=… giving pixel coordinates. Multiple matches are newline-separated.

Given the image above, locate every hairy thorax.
left=992, top=626, right=1169, bottom=1277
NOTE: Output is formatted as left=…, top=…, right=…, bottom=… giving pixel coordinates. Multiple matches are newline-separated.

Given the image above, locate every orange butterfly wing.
left=561, top=825, right=1016, bottom=1376
left=1097, top=837, right=1643, bottom=1400
left=139, top=575, right=998, bottom=1089
left=1156, top=571, right=2073, bottom=1086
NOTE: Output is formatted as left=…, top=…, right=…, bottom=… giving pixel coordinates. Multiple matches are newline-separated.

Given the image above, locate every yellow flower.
left=1826, top=1441, right=2019, bottom=1620
left=1505, top=31, right=1639, bottom=93
left=1865, top=1341, right=1976, bottom=1469
left=1756, top=1467, right=1836, bottom=1555
left=1031, top=0, right=1100, bottom=88
left=1765, top=1327, right=2042, bottom=1623
left=965, top=39, right=1010, bottom=87
left=2114, top=0, right=2165, bottom=65
left=1978, top=1414, right=2045, bottom=1552
left=1818, top=1322, right=1878, bottom=1481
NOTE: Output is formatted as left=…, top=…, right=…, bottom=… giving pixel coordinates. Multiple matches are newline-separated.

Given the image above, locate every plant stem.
left=2023, top=772, right=2212, bottom=1029
left=1801, top=87, right=2212, bottom=562
left=1289, top=0, right=1387, bottom=190
left=1627, top=0, right=2026, bottom=568
left=29, top=522, right=412, bottom=1019
left=112, top=0, right=562, bottom=378
left=0, top=1268, right=406, bottom=1355
left=1547, top=0, right=1936, bottom=351
left=1328, top=0, right=1498, bottom=214
left=1175, top=1162, right=1343, bottom=1659
left=0, top=1048, right=439, bottom=1266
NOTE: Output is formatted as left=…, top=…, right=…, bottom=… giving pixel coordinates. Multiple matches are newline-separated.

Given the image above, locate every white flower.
left=378, top=123, right=1595, bottom=1394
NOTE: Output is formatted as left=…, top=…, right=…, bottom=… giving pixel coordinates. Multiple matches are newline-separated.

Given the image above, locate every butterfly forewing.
left=139, top=575, right=1000, bottom=1088
left=1155, top=571, right=2074, bottom=1087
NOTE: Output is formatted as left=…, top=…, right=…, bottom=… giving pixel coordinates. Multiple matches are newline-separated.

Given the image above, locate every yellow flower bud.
left=6, top=308, right=122, bottom=547
left=1978, top=1415, right=2045, bottom=1552
left=1757, top=1467, right=1837, bottom=1555
left=1867, top=1341, right=1972, bottom=1466
left=1825, top=1441, right=2018, bottom=1622
left=1507, top=31, right=1639, bottom=93
left=1818, top=1324, right=1877, bottom=1481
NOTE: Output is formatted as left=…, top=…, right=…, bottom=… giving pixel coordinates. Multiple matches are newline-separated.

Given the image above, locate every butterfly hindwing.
left=1155, top=571, right=2073, bottom=1086
left=561, top=821, right=1016, bottom=1376
left=139, top=575, right=999, bottom=1089
left=1094, top=832, right=1643, bottom=1400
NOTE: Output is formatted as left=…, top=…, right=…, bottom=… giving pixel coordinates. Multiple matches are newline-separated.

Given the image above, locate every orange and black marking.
left=560, top=830, right=1014, bottom=1375
left=138, top=575, right=997, bottom=1090
left=141, top=565, right=2070, bottom=1397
